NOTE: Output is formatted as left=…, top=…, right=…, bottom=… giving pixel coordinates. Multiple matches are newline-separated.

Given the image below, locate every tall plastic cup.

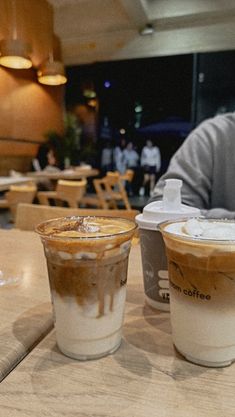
left=160, top=218, right=235, bottom=367
left=36, top=216, right=136, bottom=360
left=136, top=180, right=200, bottom=311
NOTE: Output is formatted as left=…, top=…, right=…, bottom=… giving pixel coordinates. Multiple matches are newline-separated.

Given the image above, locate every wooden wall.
left=0, top=0, right=64, bottom=175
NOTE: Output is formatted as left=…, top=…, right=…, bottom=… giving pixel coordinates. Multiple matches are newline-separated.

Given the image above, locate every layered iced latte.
left=36, top=216, right=136, bottom=360
left=160, top=218, right=235, bottom=367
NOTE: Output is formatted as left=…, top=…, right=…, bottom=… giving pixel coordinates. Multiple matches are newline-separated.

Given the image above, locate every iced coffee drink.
left=36, top=216, right=136, bottom=360
left=160, top=218, right=235, bottom=367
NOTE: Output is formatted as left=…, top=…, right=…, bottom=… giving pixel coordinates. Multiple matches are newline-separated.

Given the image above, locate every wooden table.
left=1, top=242, right=235, bottom=416
left=0, top=177, right=34, bottom=192
left=27, top=168, right=99, bottom=181
left=0, top=229, right=52, bottom=381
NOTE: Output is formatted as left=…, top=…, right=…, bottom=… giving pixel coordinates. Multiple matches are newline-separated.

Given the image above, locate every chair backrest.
left=120, top=169, right=134, bottom=182
left=15, top=203, right=140, bottom=231
left=6, top=184, right=37, bottom=220
left=93, top=177, right=109, bottom=209
left=105, top=171, right=131, bottom=209
left=56, top=179, right=87, bottom=208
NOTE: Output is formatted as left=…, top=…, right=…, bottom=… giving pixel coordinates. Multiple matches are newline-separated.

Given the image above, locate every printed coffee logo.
left=158, top=270, right=170, bottom=301
left=170, top=279, right=211, bottom=301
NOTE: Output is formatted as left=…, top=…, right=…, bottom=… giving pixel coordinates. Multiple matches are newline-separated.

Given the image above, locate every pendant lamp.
left=0, top=0, right=32, bottom=69
left=37, top=59, right=67, bottom=86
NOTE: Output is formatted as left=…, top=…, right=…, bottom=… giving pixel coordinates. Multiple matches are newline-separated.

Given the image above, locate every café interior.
left=1, top=1, right=235, bottom=415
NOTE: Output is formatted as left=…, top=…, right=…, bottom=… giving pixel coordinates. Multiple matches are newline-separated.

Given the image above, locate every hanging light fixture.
left=37, top=50, right=67, bottom=86
left=0, top=0, right=32, bottom=69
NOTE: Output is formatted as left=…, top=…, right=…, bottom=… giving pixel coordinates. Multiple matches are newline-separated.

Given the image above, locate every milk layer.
left=52, top=287, right=126, bottom=359
left=171, top=293, right=235, bottom=366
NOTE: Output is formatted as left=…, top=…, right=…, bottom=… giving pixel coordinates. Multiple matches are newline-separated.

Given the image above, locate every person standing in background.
left=123, top=141, right=139, bottom=195
left=100, top=141, right=114, bottom=174
left=139, top=139, right=161, bottom=197
left=113, top=138, right=126, bottom=174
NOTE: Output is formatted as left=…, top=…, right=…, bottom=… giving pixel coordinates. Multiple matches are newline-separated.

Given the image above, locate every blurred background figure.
left=123, top=141, right=139, bottom=195
left=44, top=148, right=61, bottom=173
left=113, top=138, right=126, bottom=174
left=100, top=140, right=114, bottom=175
left=32, top=143, right=49, bottom=171
left=139, top=139, right=161, bottom=197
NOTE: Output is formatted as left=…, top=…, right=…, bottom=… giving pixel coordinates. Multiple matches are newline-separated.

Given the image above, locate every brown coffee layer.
left=166, top=246, right=235, bottom=304
left=47, top=253, right=128, bottom=317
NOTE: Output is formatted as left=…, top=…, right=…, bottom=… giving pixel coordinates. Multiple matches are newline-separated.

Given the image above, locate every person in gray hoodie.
left=150, top=112, right=235, bottom=218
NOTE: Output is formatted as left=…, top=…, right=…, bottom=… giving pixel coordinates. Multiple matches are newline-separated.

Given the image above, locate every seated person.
left=150, top=112, right=235, bottom=218
left=43, top=149, right=61, bottom=173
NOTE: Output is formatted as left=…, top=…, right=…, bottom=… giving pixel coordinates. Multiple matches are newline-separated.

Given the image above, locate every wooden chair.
left=120, top=169, right=134, bottom=183
left=37, top=179, right=87, bottom=208
left=82, top=171, right=132, bottom=210
left=105, top=171, right=132, bottom=209
left=15, top=203, right=140, bottom=231
left=1, top=183, right=37, bottom=221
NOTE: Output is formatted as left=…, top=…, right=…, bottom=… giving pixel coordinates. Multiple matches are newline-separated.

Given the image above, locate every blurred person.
left=32, top=143, right=49, bottom=171
left=123, top=141, right=139, bottom=170
left=43, top=148, right=61, bottom=173
left=36, top=147, right=61, bottom=191
left=100, top=141, right=114, bottom=174
left=123, top=141, right=139, bottom=195
left=150, top=112, right=235, bottom=218
left=113, top=138, right=126, bottom=174
left=139, top=139, right=161, bottom=197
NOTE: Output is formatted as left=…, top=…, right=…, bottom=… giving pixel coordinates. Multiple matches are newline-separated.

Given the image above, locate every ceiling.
left=48, top=0, right=235, bottom=67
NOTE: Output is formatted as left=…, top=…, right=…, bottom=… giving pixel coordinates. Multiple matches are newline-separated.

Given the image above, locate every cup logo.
left=158, top=270, right=170, bottom=301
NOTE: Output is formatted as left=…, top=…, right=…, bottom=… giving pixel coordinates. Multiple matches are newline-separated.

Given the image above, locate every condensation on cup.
left=136, top=179, right=200, bottom=311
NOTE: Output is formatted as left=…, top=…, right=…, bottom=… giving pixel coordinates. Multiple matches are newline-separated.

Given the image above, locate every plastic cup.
left=160, top=218, right=235, bottom=367
left=36, top=216, right=136, bottom=360
left=138, top=227, right=169, bottom=310
left=136, top=201, right=200, bottom=311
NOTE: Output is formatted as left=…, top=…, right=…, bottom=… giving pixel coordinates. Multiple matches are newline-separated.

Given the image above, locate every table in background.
left=0, top=177, right=34, bottom=192
left=0, top=229, right=52, bottom=381
left=1, top=244, right=235, bottom=417
left=27, top=168, right=99, bottom=181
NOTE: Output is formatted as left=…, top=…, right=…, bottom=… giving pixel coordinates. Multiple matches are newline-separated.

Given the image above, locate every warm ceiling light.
left=0, top=39, right=32, bottom=69
left=37, top=61, right=67, bottom=86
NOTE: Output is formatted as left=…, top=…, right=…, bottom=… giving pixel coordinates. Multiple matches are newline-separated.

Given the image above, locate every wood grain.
left=1, top=245, right=235, bottom=416
left=0, top=229, right=53, bottom=381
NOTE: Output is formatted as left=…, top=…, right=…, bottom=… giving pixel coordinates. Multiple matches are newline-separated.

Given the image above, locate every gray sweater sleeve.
left=150, top=126, right=235, bottom=219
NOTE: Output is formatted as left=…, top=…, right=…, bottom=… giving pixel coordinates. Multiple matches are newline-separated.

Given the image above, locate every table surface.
left=0, top=177, right=33, bottom=192
left=1, top=242, right=235, bottom=417
left=27, top=167, right=99, bottom=180
left=0, top=229, right=52, bottom=381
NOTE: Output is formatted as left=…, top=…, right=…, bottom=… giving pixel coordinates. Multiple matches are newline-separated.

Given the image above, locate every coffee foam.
left=166, top=218, right=235, bottom=240
left=38, top=216, right=136, bottom=254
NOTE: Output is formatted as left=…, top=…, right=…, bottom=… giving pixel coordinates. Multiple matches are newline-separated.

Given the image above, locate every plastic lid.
left=162, top=179, right=182, bottom=211
left=136, top=178, right=200, bottom=230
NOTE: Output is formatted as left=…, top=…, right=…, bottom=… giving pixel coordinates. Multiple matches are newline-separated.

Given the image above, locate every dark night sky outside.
left=65, top=54, right=193, bottom=130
